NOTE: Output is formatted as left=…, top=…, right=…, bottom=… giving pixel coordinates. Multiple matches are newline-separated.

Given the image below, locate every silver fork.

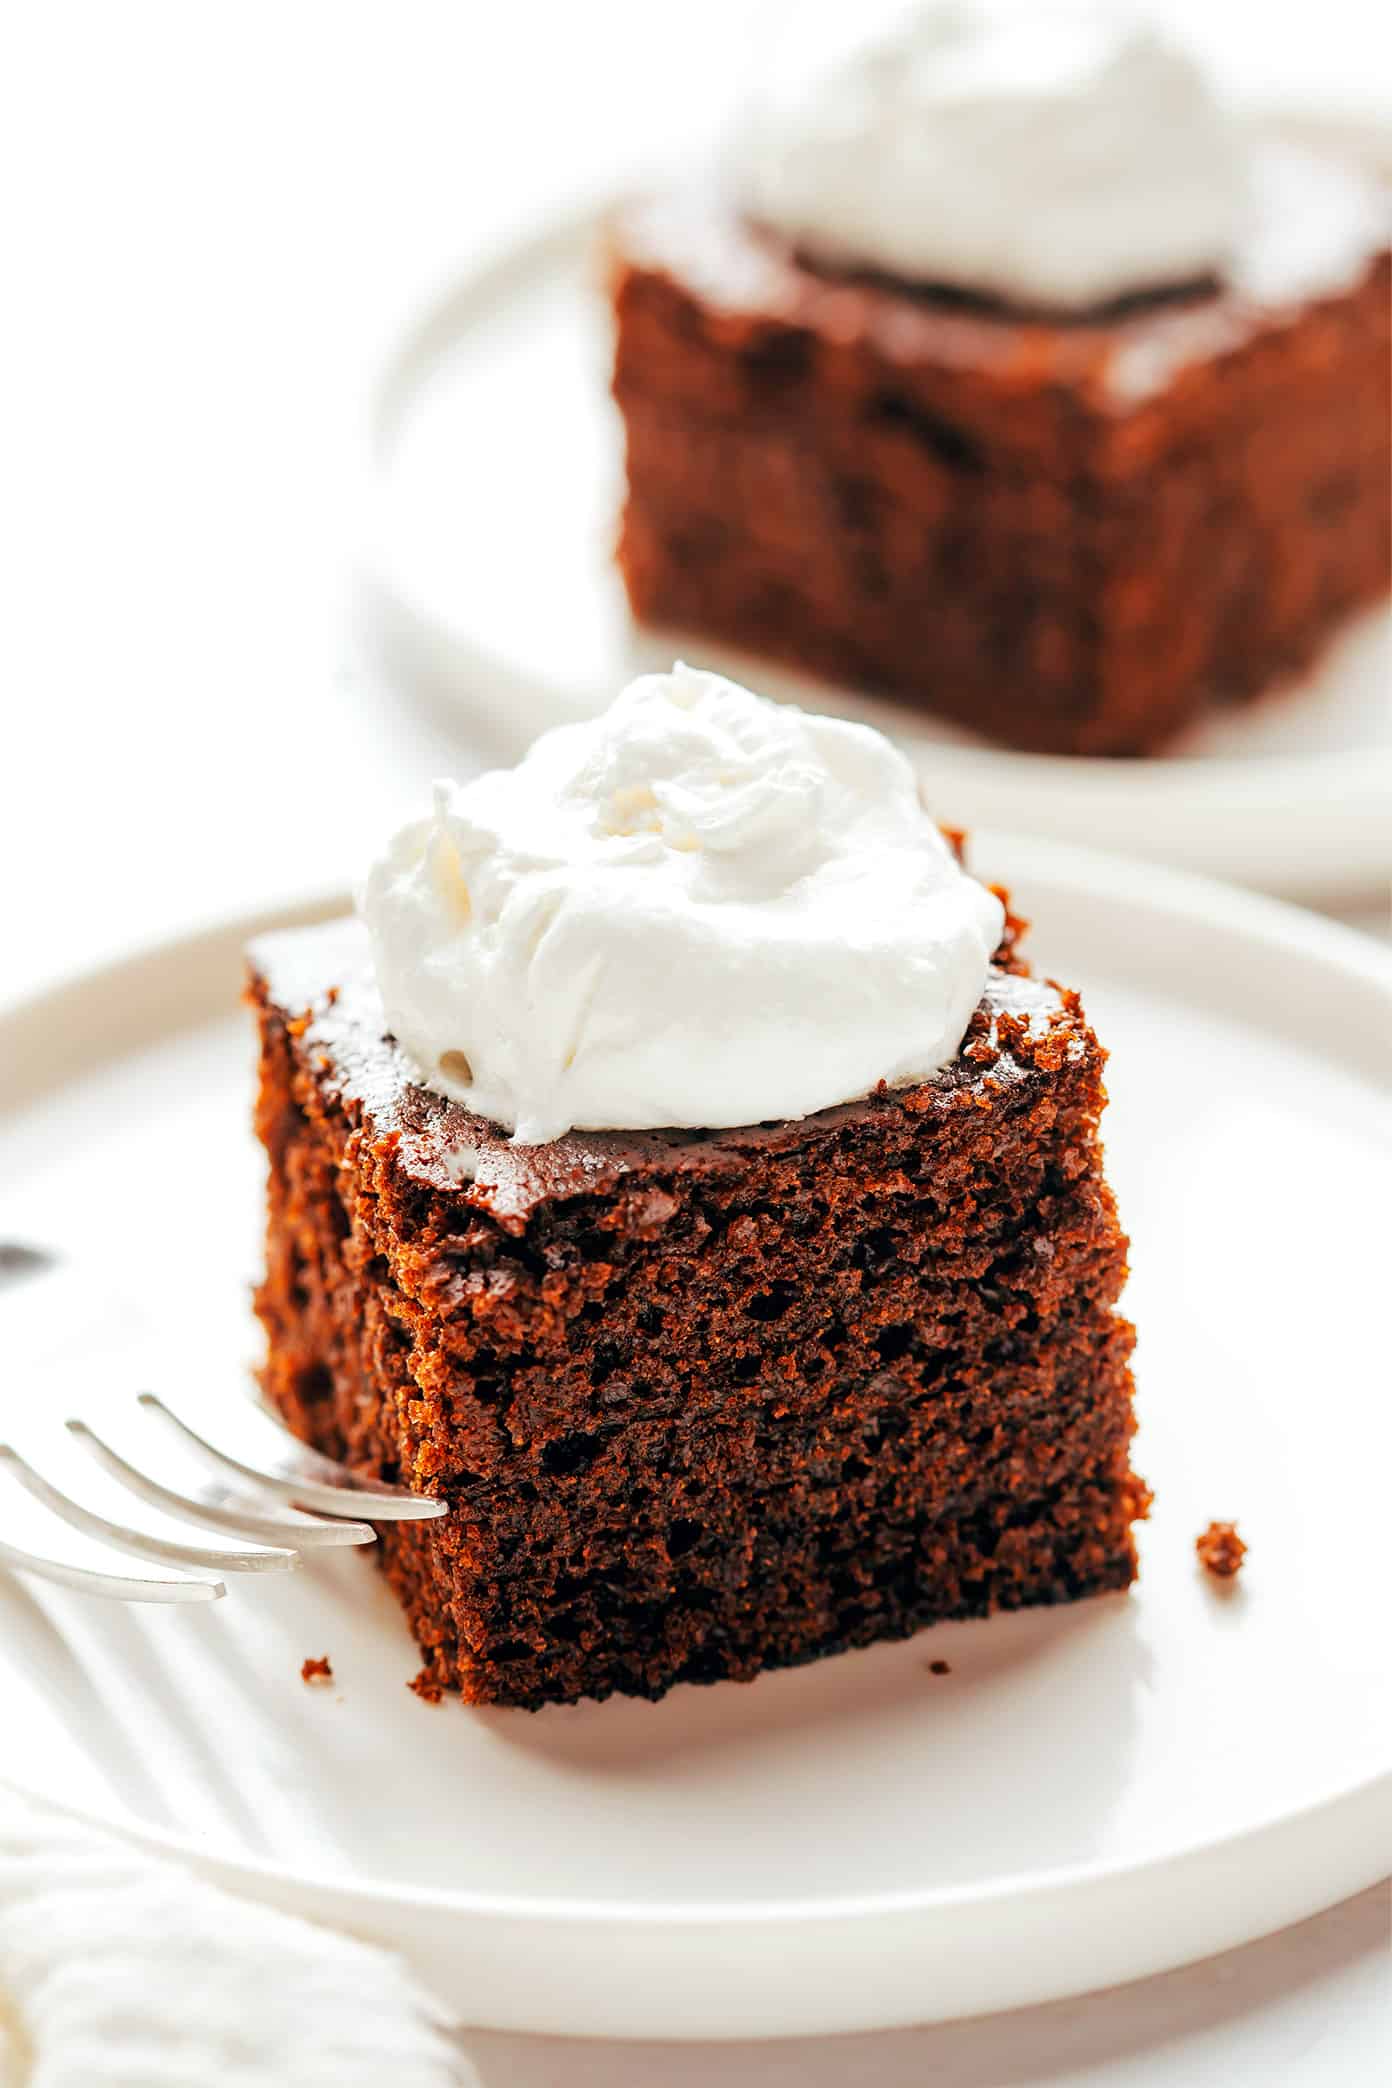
left=0, top=1241, right=445, bottom=1602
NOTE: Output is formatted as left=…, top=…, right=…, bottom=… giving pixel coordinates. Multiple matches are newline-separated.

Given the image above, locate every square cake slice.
left=610, top=166, right=1390, bottom=756
left=249, top=913, right=1144, bottom=1710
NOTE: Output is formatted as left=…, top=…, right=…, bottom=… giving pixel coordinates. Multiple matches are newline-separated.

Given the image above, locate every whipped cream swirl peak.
left=741, top=0, right=1249, bottom=308
left=361, top=666, right=1004, bottom=1144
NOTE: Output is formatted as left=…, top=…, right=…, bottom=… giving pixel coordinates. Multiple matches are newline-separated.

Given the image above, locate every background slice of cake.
left=610, top=6, right=1391, bottom=757
left=251, top=666, right=1145, bottom=1709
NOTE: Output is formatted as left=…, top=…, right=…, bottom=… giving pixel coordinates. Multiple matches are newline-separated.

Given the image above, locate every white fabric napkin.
left=0, top=1797, right=468, bottom=2088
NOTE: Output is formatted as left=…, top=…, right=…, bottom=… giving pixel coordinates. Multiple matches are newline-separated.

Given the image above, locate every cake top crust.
left=613, top=154, right=1390, bottom=408
left=248, top=918, right=1086, bottom=1232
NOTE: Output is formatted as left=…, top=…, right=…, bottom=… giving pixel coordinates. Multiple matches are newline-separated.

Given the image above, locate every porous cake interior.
left=251, top=926, right=1143, bottom=1710
left=612, top=198, right=1390, bottom=756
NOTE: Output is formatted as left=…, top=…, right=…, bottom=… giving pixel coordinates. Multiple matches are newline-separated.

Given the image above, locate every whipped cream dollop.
left=362, top=666, right=1004, bottom=1144
left=741, top=1, right=1249, bottom=308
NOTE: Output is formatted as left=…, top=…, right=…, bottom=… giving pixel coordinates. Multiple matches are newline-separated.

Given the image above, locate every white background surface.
left=0, top=3, right=1388, bottom=2080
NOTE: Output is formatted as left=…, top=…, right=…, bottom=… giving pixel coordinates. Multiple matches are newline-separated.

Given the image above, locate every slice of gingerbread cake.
left=250, top=666, right=1144, bottom=1708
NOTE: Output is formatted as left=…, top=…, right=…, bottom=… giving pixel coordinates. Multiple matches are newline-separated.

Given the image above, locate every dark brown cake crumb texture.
left=609, top=197, right=1391, bottom=756
left=250, top=912, right=1146, bottom=1712
left=1196, top=1521, right=1247, bottom=1578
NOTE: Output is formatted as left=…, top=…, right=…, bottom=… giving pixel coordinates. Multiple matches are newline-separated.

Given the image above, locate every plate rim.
left=357, top=197, right=1392, bottom=858
left=1, top=1753, right=1387, bottom=1932
left=1, top=842, right=1389, bottom=1944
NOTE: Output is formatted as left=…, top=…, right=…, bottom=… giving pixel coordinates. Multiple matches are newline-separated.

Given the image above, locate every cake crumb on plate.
left=300, top=1655, right=334, bottom=1685
left=1196, top=1522, right=1247, bottom=1578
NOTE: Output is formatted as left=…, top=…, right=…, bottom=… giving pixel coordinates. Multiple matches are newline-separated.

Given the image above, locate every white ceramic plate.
left=0, top=849, right=1389, bottom=2039
left=359, top=204, right=1392, bottom=902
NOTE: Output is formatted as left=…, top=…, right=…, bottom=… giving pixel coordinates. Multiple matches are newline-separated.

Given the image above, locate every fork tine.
left=0, top=1443, right=299, bottom=1576
left=0, top=1532, right=224, bottom=1603
left=142, top=1391, right=449, bottom=1522
left=66, top=1421, right=376, bottom=1550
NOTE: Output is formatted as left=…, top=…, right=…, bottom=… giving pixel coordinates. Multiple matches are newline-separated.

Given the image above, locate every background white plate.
left=360, top=204, right=1392, bottom=902
left=0, top=846, right=1389, bottom=2039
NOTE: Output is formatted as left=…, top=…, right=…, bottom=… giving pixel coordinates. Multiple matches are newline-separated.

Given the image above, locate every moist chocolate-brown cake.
left=250, top=911, right=1145, bottom=1710
left=610, top=170, right=1391, bottom=757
